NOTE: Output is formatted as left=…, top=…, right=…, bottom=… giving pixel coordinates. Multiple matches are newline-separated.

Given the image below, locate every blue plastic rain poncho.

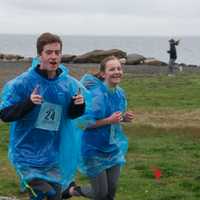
left=0, top=58, right=88, bottom=190
left=79, top=74, right=128, bottom=177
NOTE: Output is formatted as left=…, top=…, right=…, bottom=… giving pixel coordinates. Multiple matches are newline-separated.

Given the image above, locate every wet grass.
left=122, top=72, right=200, bottom=110
left=1, top=72, right=200, bottom=199
left=1, top=123, right=200, bottom=199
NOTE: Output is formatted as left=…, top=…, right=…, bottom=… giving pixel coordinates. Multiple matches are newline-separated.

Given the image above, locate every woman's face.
left=102, top=59, right=123, bottom=87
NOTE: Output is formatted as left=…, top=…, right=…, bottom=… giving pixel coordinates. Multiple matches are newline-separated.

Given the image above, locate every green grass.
left=122, top=73, right=200, bottom=110
left=0, top=123, right=21, bottom=196
left=1, top=72, right=200, bottom=199
left=124, top=125, right=200, bottom=200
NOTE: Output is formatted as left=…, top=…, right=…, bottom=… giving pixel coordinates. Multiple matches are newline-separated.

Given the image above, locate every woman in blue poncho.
left=69, top=56, right=134, bottom=200
left=0, top=32, right=85, bottom=200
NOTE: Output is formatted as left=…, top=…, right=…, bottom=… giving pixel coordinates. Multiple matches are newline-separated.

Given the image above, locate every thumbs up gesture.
left=30, top=86, right=43, bottom=105
left=72, top=88, right=84, bottom=105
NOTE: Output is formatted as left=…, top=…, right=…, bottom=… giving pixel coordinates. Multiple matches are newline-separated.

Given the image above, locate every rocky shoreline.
left=0, top=49, right=199, bottom=68
left=1, top=60, right=200, bottom=91
left=1, top=49, right=200, bottom=90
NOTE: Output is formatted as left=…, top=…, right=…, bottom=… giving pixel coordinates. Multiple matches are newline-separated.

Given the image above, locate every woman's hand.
left=107, top=111, right=123, bottom=124
left=123, top=111, right=134, bottom=122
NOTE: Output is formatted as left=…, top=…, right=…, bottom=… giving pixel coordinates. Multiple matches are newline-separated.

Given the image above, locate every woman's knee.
left=93, top=187, right=108, bottom=200
left=94, top=193, right=108, bottom=200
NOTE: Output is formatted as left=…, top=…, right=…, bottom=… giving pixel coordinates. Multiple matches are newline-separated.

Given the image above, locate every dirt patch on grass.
left=133, top=109, right=200, bottom=129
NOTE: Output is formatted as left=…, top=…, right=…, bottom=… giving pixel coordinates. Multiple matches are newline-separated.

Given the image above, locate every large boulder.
left=0, top=53, right=4, bottom=59
left=187, top=64, right=199, bottom=68
left=73, top=49, right=127, bottom=63
left=21, top=57, right=33, bottom=62
left=126, top=53, right=146, bottom=65
left=119, top=58, right=127, bottom=64
left=143, top=58, right=167, bottom=66
left=61, top=54, right=76, bottom=63
left=3, top=54, right=24, bottom=61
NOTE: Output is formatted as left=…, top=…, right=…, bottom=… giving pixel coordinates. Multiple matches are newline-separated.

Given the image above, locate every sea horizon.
left=0, top=34, right=199, bottom=65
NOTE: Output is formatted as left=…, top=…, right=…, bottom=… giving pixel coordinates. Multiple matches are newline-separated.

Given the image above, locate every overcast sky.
left=0, top=0, right=199, bottom=36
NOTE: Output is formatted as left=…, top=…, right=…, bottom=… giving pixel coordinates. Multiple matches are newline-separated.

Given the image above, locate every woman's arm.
left=88, top=111, right=122, bottom=128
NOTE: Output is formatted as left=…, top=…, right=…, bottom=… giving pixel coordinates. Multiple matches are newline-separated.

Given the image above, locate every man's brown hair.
left=36, top=32, right=63, bottom=55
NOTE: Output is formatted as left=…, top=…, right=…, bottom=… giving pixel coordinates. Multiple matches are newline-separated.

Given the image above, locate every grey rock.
left=73, top=49, right=127, bottom=63
left=143, top=58, right=167, bottom=66
left=3, top=54, right=24, bottom=61
left=61, top=54, right=76, bottom=63
left=126, top=53, right=145, bottom=65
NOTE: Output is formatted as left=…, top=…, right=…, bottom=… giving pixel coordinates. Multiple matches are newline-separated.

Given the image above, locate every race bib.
left=35, top=102, right=62, bottom=131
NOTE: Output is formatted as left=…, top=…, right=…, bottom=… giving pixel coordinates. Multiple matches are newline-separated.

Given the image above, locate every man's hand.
left=72, top=95, right=84, bottom=105
left=30, top=86, right=43, bottom=105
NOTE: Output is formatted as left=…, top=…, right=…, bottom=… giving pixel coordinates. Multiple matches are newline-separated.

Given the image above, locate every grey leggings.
left=81, top=165, right=121, bottom=200
left=168, top=58, right=176, bottom=74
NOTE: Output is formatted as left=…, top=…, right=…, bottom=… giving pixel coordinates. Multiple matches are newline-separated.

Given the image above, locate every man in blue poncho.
left=0, top=32, right=85, bottom=200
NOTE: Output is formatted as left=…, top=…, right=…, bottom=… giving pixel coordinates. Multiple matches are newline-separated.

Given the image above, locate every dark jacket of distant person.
left=167, top=39, right=179, bottom=59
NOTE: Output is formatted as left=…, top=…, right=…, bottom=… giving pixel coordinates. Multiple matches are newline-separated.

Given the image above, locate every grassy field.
left=1, top=72, right=200, bottom=199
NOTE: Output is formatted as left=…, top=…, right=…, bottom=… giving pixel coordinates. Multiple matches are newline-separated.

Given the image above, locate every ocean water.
left=0, top=34, right=199, bottom=65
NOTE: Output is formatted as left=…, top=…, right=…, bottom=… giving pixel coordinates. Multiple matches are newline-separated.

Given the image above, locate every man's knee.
left=28, top=179, right=61, bottom=200
left=29, top=188, right=58, bottom=200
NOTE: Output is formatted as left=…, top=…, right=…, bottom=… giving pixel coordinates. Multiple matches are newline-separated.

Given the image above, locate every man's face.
left=39, top=42, right=62, bottom=71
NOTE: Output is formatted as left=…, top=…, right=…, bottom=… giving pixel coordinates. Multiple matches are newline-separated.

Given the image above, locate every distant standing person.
left=167, top=38, right=182, bottom=75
